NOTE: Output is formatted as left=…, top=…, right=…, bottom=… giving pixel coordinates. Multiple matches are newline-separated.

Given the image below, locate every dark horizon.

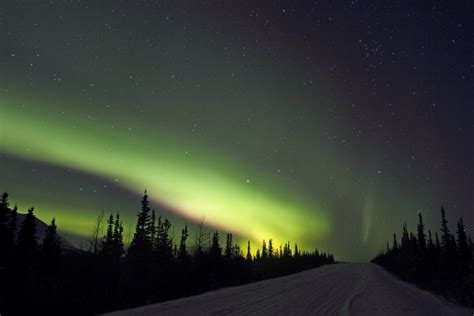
left=1, top=190, right=473, bottom=314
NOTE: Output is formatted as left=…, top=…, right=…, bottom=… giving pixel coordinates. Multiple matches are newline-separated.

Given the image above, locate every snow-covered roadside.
left=105, top=263, right=473, bottom=315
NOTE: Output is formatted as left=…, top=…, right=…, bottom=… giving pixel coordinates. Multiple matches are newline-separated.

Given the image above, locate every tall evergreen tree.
left=101, top=214, right=115, bottom=257
left=41, top=218, right=61, bottom=277
left=8, top=204, right=17, bottom=243
left=113, top=213, right=124, bottom=259
left=0, top=192, right=10, bottom=258
left=246, top=241, right=252, bottom=261
left=401, top=222, right=409, bottom=248
left=232, top=244, right=242, bottom=258
left=417, top=212, right=426, bottom=251
left=100, top=213, right=124, bottom=260
left=392, top=233, right=399, bottom=250
left=5, top=204, right=18, bottom=265
left=14, top=207, right=37, bottom=304
left=456, top=217, right=470, bottom=262
left=440, top=206, right=450, bottom=252
left=178, top=225, right=189, bottom=263
left=149, top=210, right=156, bottom=247
left=129, top=191, right=152, bottom=255
left=224, top=233, right=233, bottom=260
left=268, top=239, right=274, bottom=259
left=17, top=207, right=37, bottom=263
left=156, top=217, right=173, bottom=261
left=125, top=191, right=154, bottom=305
left=373, top=207, right=474, bottom=307
left=294, top=243, right=300, bottom=257
left=209, top=231, right=222, bottom=260
left=261, top=239, right=268, bottom=259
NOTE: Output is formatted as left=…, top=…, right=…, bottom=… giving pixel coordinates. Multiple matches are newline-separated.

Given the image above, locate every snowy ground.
left=105, top=263, right=473, bottom=315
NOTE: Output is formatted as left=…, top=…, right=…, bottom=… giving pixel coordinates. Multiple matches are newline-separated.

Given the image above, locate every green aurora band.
left=0, top=99, right=331, bottom=250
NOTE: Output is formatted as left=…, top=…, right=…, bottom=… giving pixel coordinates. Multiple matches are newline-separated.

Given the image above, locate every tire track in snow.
left=105, top=263, right=473, bottom=316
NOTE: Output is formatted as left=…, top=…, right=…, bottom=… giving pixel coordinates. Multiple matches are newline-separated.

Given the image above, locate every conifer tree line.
left=0, top=191, right=335, bottom=315
left=372, top=207, right=474, bottom=307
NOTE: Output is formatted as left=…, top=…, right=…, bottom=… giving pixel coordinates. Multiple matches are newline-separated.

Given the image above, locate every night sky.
left=1, top=1, right=472, bottom=261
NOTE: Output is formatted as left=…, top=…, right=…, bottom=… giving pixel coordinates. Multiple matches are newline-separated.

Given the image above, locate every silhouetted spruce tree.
left=7, top=204, right=17, bottom=249
left=261, top=240, right=268, bottom=259
left=16, top=207, right=37, bottom=301
left=283, top=242, right=291, bottom=257
left=41, top=218, right=61, bottom=277
left=4, top=204, right=18, bottom=276
left=440, top=206, right=450, bottom=252
left=268, top=239, right=274, bottom=259
left=0, top=193, right=11, bottom=309
left=373, top=206, right=474, bottom=307
left=417, top=212, right=426, bottom=251
left=155, top=217, right=173, bottom=261
left=208, top=231, right=223, bottom=288
left=151, top=216, right=174, bottom=301
left=456, top=218, right=470, bottom=263
left=113, top=213, right=124, bottom=259
left=91, top=212, right=123, bottom=312
left=233, top=243, right=242, bottom=258
left=209, top=231, right=222, bottom=260
left=99, top=213, right=124, bottom=261
left=128, top=192, right=153, bottom=262
left=224, top=233, right=233, bottom=260
left=177, top=225, right=189, bottom=263
left=392, top=233, right=399, bottom=251
left=149, top=210, right=156, bottom=247
left=125, top=191, right=154, bottom=306
left=0, top=191, right=340, bottom=312
left=101, top=214, right=115, bottom=257
left=0, top=192, right=10, bottom=261
left=401, top=222, right=409, bottom=248
left=37, top=217, right=61, bottom=307
left=175, top=224, right=190, bottom=297
left=17, top=207, right=37, bottom=263
left=246, top=241, right=252, bottom=262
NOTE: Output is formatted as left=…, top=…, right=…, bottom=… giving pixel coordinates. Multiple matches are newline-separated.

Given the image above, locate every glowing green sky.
left=1, top=1, right=472, bottom=261
left=0, top=98, right=331, bottom=249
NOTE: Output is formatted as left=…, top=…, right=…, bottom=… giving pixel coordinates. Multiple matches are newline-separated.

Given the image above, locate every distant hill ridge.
left=6, top=209, right=75, bottom=249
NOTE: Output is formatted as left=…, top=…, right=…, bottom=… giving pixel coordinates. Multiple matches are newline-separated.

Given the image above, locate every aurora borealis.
left=1, top=1, right=472, bottom=261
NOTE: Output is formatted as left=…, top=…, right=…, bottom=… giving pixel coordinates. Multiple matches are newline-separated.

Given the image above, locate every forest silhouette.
left=0, top=191, right=335, bottom=315
left=372, top=206, right=474, bottom=307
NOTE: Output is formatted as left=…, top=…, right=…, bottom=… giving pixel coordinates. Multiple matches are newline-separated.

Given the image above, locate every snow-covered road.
left=106, top=263, right=473, bottom=315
